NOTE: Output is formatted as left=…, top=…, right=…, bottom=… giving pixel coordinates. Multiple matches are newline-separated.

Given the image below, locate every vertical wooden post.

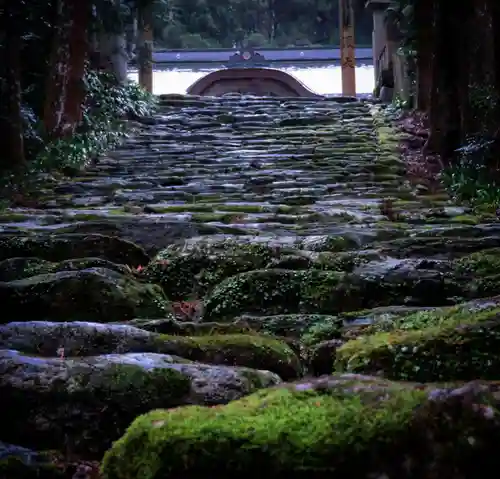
left=339, top=0, right=356, bottom=96
left=137, top=3, right=153, bottom=93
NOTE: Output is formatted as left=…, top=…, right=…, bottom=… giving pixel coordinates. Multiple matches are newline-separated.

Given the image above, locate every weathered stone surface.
left=335, top=299, right=500, bottom=382
left=203, top=268, right=460, bottom=320
left=101, top=374, right=500, bottom=478
left=0, top=234, right=149, bottom=266
left=0, top=349, right=280, bottom=456
left=0, top=321, right=301, bottom=380
left=0, top=256, right=131, bottom=281
left=0, top=268, right=168, bottom=322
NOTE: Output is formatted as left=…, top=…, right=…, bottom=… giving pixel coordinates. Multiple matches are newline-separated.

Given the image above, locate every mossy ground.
left=101, top=375, right=500, bottom=479
left=101, top=379, right=427, bottom=478
left=335, top=304, right=500, bottom=381
left=156, top=333, right=302, bottom=379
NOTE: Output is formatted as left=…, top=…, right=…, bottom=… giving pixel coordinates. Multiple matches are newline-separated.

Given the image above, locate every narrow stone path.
left=2, top=94, right=500, bottom=477
left=2, top=94, right=485, bottom=253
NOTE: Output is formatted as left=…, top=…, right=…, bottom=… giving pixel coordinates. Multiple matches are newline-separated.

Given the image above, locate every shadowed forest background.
left=150, top=0, right=374, bottom=48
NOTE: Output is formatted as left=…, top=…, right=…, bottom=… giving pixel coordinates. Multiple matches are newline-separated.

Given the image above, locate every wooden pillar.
left=339, top=0, right=356, bottom=96
left=137, top=3, right=153, bottom=93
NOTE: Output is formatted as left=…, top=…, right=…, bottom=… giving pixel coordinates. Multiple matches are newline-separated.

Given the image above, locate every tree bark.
left=43, top=0, right=70, bottom=138
left=62, top=0, right=91, bottom=135
left=414, top=0, right=434, bottom=112
left=0, top=7, right=26, bottom=171
left=137, top=1, right=154, bottom=92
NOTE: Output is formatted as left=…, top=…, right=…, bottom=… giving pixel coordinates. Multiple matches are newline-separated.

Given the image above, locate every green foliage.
left=441, top=84, right=500, bottom=207
left=440, top=140, right=500, bottom=207
left=150, top=0, right=374, bottom=49
left=33, top=71, right=156, bottom=174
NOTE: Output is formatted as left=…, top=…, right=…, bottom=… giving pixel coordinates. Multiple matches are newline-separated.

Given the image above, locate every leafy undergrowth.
left=441, top=137, right=500, bottom=210
left=34, top=70, right=157, bottom=174
left=0, top=70, right=156, bottom=201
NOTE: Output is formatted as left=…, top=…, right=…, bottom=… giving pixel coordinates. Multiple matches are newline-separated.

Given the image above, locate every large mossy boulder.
left=335, top=301, right=500, bottom=381
left=0, top=268, right=168, bottom=322
left=143, top=242, right=307, bottom=300
left=203, top=268, right=458, bottom=321
left=0, top=256, right=132, bottom=282
left=0, top=322, right=301, bottom=380
left=0, top=234, right=149, bottom=267
left=154, top=333, right=302, bottom=380
left=451, top=248, right=500, bottom=297
left=0, top=349, right=280, bottom=456
left=101, top=374, right=500, bottom=478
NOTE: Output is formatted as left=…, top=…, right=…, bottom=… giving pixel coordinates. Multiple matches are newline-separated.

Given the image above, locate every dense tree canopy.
left=151, top=0, right=374, bottom=48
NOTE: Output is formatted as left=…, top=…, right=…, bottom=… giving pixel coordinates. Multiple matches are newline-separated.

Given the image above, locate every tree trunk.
left=43, top=0, right=71, bottom=138
left=137, top=2, right=153, bottom=92
left=414, top=0, right=434, bottom=112
left=425, top=0, right=463, bottom=163
left=62, top=0, right=91, bottom=136
left=0, top=7, right=25, bottom=171
left=97, top=32, right=129, bottom=83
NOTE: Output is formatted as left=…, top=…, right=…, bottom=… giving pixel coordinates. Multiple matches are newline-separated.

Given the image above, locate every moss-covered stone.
left=0, top=256, right=131, bottom=281
left=155, top=333, right=302, bottom=380
left=335, top=303, right=500, bottom=381
left=143, top=242, right=374, bottom=300
left=0, top=454, right=65, bottom=479
left=1, top=354, right=191, bottom=456
left=299, top=234, right=360, bottom=252
left=143, top=242, right=284, bottom=300
left=1, top=348, right=280, bottom=456
left=0, top=268, right=168, bottom=323
left=203, top=268, right=455, bottom=321
left=0, top=321, right=299, bottom=378
left=236, top=313, right=342, bottom=341
left=101, top=374, right=500, bottom=478
left=452, top=248, right=500, bottom=297
left=127, top=317, right=254, bottom=335
left=0, top=233, right=149, bottom=266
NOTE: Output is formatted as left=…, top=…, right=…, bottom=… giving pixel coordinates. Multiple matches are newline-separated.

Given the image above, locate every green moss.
left=452, top=248, right=500, bottom=297
left=1, top=268, right=169, bottom=322
left=3, top=362, right=191, bottom=457
left=335, top=304, right=500, bottom=381
left=144, top=243, right=296, bottom=300
left=203, top=267, right=450, bottom=321
left=156, top=333, right=302, bottom=380
left=314, top=251, right=377, bottom=272
left=453, top=248, right=500, bottom=277
left=236, top=313, right=342, bottom=340
left=103, top=376, right=485, bottom=478
left=301, top=316, right=343, bottom=345
left=0, top=213, right=32, bottom=223
left=128, top=317, right=255, bottom=335
left=449, top=214, right=480, bottom=225
left=0, top=233, right=149, bottom=267
left=203, top=269, right=348, bottom=320
left=190, top=213, right=236, bottom=223
left=0, top=256, right=131, bottom=281
left=0, top=455, right=65, bottom=478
